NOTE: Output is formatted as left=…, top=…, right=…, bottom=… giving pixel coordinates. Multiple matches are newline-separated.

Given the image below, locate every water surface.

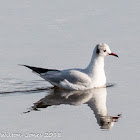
left=0, top=0, right=140, bottom=139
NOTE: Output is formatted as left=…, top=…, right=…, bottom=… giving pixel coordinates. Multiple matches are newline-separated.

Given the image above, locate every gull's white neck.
left=85, top=49, right=106, bottom=87
left=92, top=88, right=108, bottom=117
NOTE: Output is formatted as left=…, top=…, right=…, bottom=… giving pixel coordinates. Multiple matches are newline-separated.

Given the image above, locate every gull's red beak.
left=109, top=53, right=119, bottom=58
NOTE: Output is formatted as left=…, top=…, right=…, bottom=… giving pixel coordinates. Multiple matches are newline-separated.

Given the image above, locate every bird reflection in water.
left=30, top=87, right=121, bottom=130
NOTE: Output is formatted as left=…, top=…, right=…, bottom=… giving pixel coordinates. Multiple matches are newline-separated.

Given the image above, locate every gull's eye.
left=103, top=50, right=106, bottom=52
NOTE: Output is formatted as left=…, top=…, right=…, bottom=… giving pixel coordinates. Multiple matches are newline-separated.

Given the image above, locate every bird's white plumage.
left=41, top=69, right=91, bottom=90
left=24, top=43, right=118, bottom=90
left=38, top=43, right=117, bottom=90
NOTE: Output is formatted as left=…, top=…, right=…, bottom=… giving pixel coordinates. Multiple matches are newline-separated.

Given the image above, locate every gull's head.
left=96, top=43, right=118, bottom=57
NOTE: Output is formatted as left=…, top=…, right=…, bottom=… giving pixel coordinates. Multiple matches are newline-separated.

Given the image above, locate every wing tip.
left=19, top=64, right=60, bottom=75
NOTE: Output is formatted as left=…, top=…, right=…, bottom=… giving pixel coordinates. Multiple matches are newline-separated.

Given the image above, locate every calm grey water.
left=0, top=0, right=140, bottom=139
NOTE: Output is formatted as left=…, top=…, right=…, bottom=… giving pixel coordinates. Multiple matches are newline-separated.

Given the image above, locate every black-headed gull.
left=21, top=43, right=118, bottom=90
left=32, top=88, right=120, bottom=129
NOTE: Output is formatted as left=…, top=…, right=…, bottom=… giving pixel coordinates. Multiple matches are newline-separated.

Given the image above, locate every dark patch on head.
left=96, top=45, right=100, bottom=54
